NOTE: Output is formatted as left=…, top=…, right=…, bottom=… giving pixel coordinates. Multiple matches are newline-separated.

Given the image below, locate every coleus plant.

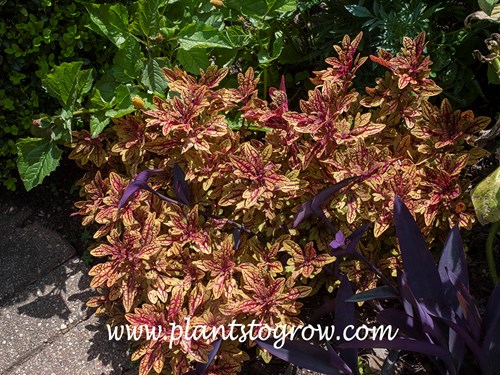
left=71, top=32, right=492, bottom=374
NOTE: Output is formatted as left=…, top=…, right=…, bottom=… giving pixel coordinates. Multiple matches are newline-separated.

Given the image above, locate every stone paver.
left=0, top=205, right=75, bottom=301
left=0, top=258, right=94, bottom=370
left=9, top=314, right=132, bottom=375
left=0, top=204, right=134, bottom=374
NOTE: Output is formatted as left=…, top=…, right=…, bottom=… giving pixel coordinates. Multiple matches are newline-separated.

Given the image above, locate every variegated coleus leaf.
left=94, top=171, right=145, bottom=238
left=419, top=154, right=475, bottom=229
left=370, top=32, right=440, bottom=93
left=224, top=142, right=299, bottom=210
left=111, top=115, right=147, bottom=167
left=165, top=204, right=211, bottom=254
left=412, top=99, right=491, bottom=149
left=245, top=236, right=286, bottom=276
left=126, top=304, right=213, bottom=375
left=67, top=129, right=108, bottom=167
left=312, top=32, right=367, bottom=88
left=283, top=240, right=335, bottom=279
left=73, top=170, right=109, bottom=226
left=89, top=228, right=145, bottom=311
left=199, top=236, right=238, bottom=299
left=228, top=264, right=312, bottom=326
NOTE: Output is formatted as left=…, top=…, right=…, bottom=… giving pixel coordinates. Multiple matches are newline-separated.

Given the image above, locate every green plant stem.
left=486, top=221, right=499, bottom=284
left=72, top=108, right=98, bottom=116
left=40, top=108, right=97, bottom=121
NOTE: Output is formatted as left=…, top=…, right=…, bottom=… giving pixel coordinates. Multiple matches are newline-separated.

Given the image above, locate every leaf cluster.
left=344, top=0, right=500, bottom=108
left=70, top=33, right=492, bottom=373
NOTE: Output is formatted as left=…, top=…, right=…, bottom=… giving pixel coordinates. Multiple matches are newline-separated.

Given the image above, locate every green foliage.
left=0, top=0, right=130, bottom=190
left=345, top=1, right=442, bottom=52
left=16, top=138, right=63, bottom=191
left=471, top=166, right=500, bottom=225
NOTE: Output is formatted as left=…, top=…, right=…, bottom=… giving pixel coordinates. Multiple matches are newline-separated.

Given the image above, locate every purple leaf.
left=326, top=342, right=352, bottom=374
left=437, top=225, right=468, bottom=369
left=439, top=225, right=468, bottom=289
left=397, top=272, right=413, bottom=317
left=433, top=311, right=489, bottom=373
left=377, top=309, right=428, bottom=342
left=393, top=196, right=445, bottom=304
left=232, top=228, right=241, bottom=250
left=483, top=281, right=500, bottom=371
left=335, top=275, right=359, bottom=375
left=118, top=169, right=163, bottom=210
left=173, top=163, right=191, bottom=206
left=345, top=285, right=398, bottom=303
left=398, top=272, right=447, bottom=347
left=254, top=338, right=348, bottom=375
left=446, top=270, right=481, bottom=341
left=293, top=177, right=357, bottom=228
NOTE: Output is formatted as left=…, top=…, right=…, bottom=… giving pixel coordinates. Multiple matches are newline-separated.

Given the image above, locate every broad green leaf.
left=112, top=37, right=144, bottom=83
left=16, top=138, right=63, bottom=191
left=177, top=23, right=231, bottom=50
left=487, top=64, right=500, bottom=84
left=136, top=0, right=161, bottom=37
left=90, top=111, right=111, bottom=137
left=105, top=85, right=137, bottom=118
left=257, top=31, right=284, bottom=65
left=86, top=3, right=130, bottom=48
left=225, top=26, right=250, bottom=48
left=176, top=48, right=210, bottom=74
left=471, top=166, right=500, bottom=225
left=141, top=57, right=168, bottom=94
left=90, top=87, right=113, bottom=110
left=268, top=0, right=297, bottom=14
left=345, top=4, right=374, bottom=18
left=160, top=26, right=177, bottom=40
left=42, top=62, right=93, bottom=107
left=213, top=48, right=239, bottom=69
left=478, top=0, right=498, bottom=15
left=93, top=73, right=120, bottom=107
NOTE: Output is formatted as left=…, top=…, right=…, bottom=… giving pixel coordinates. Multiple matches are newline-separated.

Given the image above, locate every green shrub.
left=0, top=0, right=126, bottom=190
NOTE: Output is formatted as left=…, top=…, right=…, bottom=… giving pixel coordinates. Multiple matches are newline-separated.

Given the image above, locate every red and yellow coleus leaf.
left=412, top=99, right=491, bottom=148
left=67, top=129, right=108, bottom=167
left=283, top=240, right=335, bottom=279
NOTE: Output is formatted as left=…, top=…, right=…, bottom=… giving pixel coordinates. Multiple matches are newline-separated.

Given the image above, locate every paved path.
left=0, top=203, right=136, bottom=375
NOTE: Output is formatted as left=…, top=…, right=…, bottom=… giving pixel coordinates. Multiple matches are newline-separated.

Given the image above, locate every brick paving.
left=0, top=204, right=134, bottom=375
